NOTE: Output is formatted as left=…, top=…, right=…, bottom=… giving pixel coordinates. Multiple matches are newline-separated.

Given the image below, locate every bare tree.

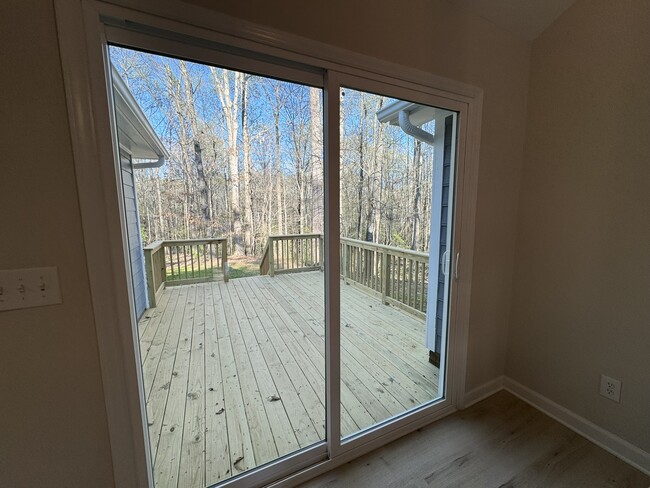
left=309, top=87, right=323, bottom=233
left=113, top=48, right=441, bottom=263
left=264, top=82, right=286, bottom=235
left=179, top=60, right=212, bottom=236
left=241, top=75, right=254, bottom=254
left=411, top=140, right=422, bottom=250
left=211, top=67, right=244, bottom=255
left=365, top=97, right=384, bottom=243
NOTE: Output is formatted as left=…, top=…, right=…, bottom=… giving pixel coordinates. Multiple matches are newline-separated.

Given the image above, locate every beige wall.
left=195, top=0, right=531, bottom=392
left=0, top=0, right=530, bottom=484
left=0, top=1, right=115, bottom=486
left=507, top=0, right=650, bottom=452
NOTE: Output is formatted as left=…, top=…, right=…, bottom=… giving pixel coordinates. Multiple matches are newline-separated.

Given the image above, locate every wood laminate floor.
left=137, top=271, right=438, bottom=488
left=298, top=390, right=650, bottom=488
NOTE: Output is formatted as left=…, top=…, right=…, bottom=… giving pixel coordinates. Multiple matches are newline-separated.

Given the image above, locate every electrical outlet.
left=599, top=374, right=621, bottom=403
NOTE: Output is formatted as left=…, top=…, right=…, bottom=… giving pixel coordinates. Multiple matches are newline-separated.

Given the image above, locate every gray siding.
left=434, top=115, right=453, bottom=354
left=120, top=151, right=148, bottom=319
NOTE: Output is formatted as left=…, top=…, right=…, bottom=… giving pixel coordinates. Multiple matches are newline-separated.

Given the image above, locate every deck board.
left=137, top=271, right=439, bottom=488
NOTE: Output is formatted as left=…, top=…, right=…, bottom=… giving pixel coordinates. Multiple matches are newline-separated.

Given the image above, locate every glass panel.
left=339, top=87, right=456, bottom=438
left=109, top=46, right=325, bottom=487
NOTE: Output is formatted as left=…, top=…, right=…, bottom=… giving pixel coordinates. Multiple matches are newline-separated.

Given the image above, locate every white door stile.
left=55, top=2, right=483, bottom=486
left=323, top=70, right=342, bottom=459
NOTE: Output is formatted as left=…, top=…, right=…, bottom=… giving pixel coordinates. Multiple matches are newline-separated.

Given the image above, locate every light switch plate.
left=0, top=267, right=62, bottom=312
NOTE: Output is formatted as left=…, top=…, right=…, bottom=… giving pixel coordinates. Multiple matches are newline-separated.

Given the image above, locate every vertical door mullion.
left=324, top=70, right=342, bottom=458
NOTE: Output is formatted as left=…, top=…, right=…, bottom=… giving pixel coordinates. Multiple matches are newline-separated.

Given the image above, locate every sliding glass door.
left=338, top=86, right=456, bottom=440
left=109, top=45, right=327, bottom=488
left=101, top=18, right=464, bottom=488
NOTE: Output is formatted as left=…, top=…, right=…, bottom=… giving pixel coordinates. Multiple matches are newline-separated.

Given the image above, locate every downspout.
left=398, top=110, right=435, bottom=146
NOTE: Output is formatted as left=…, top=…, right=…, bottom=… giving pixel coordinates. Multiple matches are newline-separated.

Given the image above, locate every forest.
left=110, top=47, right=439, bottom=258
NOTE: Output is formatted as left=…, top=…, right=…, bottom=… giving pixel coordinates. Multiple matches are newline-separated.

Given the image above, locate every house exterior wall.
left=507, top=0, right=650, bottom=453
left=120, top=151, right=148, bottom=320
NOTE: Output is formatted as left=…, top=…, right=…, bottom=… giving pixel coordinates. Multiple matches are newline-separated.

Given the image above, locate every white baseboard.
left=503, top=377, right=650, bottom=476
left=462, top=375, right=504, bottom=408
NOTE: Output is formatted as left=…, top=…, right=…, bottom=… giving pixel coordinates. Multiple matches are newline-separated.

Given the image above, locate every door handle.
left=441, top=250, right=450, bottom=276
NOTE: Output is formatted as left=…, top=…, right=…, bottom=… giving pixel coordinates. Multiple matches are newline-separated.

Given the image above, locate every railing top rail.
left=143, top=240, right=165, bottom=252
left=159, top=238, right=227, bottom=246
left=340, top=237, right=429, bottom=260
left=269, top=233, right=323, bottom=239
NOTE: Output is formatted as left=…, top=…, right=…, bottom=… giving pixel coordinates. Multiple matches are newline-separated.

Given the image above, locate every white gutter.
left=131, top=156, right=166, bottom=169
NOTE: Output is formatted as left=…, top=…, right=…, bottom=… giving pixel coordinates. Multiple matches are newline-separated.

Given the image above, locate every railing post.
left=342, top=242, right=349, bottom=284
left=269, top=237, right=275, bottom=277
left=319, top=235, right=324, bottom=271
left=221, top=240, right=229, bottom=282
left=143, top=247, right=156, bottom=308
left=382, top=251, right=390, bottom=305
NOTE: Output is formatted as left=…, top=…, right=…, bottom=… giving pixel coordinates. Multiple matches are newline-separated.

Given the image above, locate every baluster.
left=190, top=244, right=195, bottom=278
left=408, top=258, right=413, bottom=307
left=402, top=258, right=408, bottom=303
left=414, top=261, right=420, bottom=310
left=396, top=256, right=401, bottom=301
left=210, top=242, right=214, bottom=274
left=196, top=244, right=199, bottom=277
left=168, top=245, right=174, bottom=280
left=381, top=249, right=390, bottom=303
left=269, top=237, right=275, bottom=277
left=176, top=246, right=181, bottom=280
left=421, top=261, right=427, bottom=312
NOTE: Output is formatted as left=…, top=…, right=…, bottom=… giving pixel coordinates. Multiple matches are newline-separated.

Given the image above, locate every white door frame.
left=54, top=1, right=483, bottom=487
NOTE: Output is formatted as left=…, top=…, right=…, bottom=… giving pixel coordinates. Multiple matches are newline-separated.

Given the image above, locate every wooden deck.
left=137, top=271, right=439, bottom=488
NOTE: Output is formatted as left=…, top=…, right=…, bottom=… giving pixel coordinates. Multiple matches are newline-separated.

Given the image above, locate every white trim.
left=53, top=1, right=152, bottom=486
left=503, top=377, right=650, bottom=476
left=461, top=375, right=505, bottom=408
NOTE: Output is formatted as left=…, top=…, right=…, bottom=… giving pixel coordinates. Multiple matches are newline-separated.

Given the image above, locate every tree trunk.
left=179, top=60, right=211, bottom=236
left=309, top=87, right=323, bottom=234
left=241, top=76, right=254, bottom=254
left=165, top=63, right=192, bottom=239
left=365, top=98, right=384, bottom=243
left=356, top=93, right=365, bottom=240
left=212, top=67, right=244, bottom=254
left=273, top=86, right=284, bottom=235
left=411, top=140, right=422, bottom=251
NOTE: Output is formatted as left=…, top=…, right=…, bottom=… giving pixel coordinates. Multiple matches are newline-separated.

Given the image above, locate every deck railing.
left=341, top=237, right=429, bottom=319
left=260, top=233, right=429, bottom=319
left=144, top=238, right=228, bottom=307
left=260, top=234, right=324, bottom=277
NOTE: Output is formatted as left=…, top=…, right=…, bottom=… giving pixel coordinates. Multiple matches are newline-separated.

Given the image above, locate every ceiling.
left=447, top=0, right=578, bottom=41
